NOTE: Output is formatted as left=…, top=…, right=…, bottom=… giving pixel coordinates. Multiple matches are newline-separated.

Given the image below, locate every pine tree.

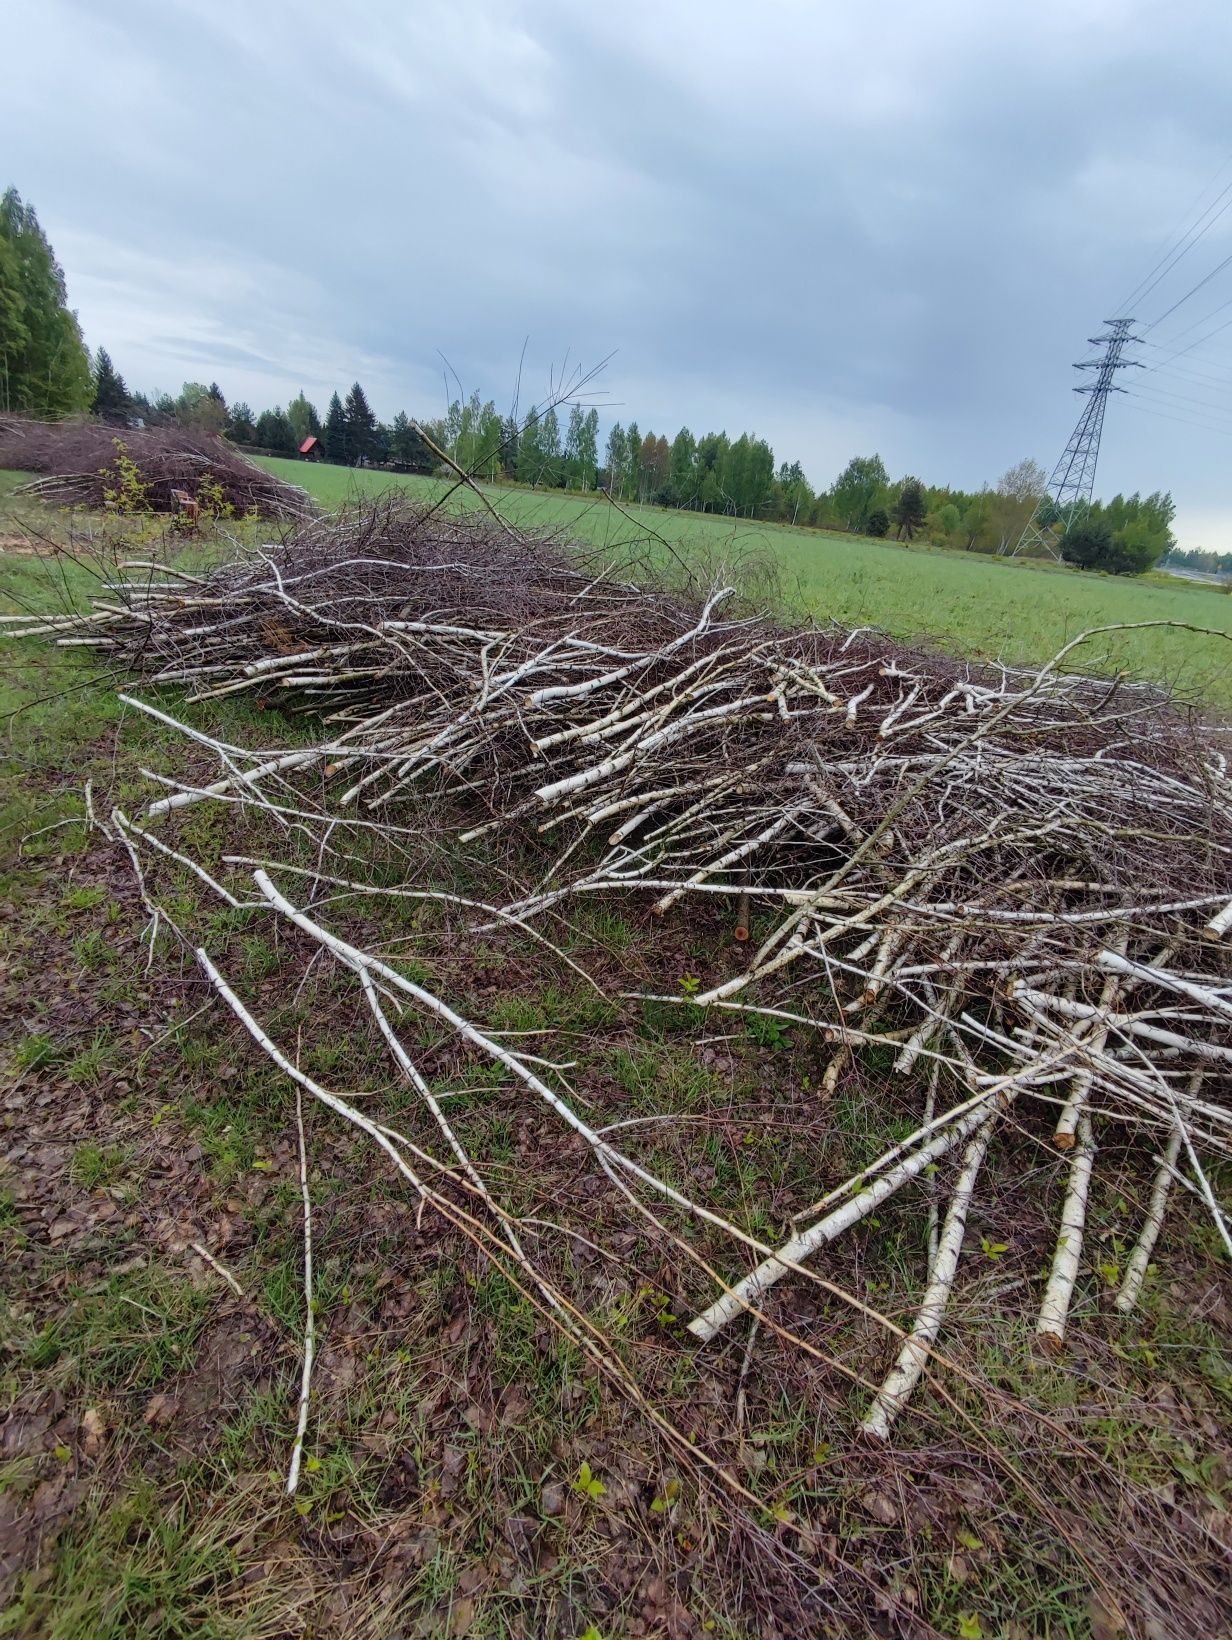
left=892, top=476, right=927, bottom=541
left=343, top=381, right=377, bottom=463
left=91, top=347, right=131, bottom=423
left=0, top=188, right=92, bottom=414
left=323, top=392, right=347, bottom=462
left=866, top=507, right=890, bottom=538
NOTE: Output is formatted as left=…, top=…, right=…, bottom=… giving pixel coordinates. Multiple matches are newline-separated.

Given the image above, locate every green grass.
left=259, top=456, right=1232, bottom=712
left=4, top=466, right=1231, bottom=1635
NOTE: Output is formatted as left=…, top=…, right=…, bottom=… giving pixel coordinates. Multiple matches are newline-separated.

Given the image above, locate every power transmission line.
left=1148, top=369, right=1232, bottom=405
left=1148, top=310, right=1232, bottom=371
left=1133, top=353, right=1232, bottom=398
left=1137, top=346, right=1232, bottom=384
left=1120, top=184, right=1232, bottom=318
left=1131, top=381, right=1232, bottom=422
left=1123, top=395, right=1232, bottom=438
left=1145, top=291, right=1232, bottom=350
left=1147, top=247, right=1232, bottom=330
left=1113, top=148, right=1232, bottom=315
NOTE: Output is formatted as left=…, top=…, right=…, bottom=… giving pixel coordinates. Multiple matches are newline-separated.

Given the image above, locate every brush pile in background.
left=0, top=414, right=312, bottom=520
left=7, top=497, right=1231, bottom=1444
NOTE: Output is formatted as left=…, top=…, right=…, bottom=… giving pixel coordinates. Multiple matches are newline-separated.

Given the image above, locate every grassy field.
left=2, top=488, right=1231, bottom=1636
left=259, top=457, right=1232, bottom=713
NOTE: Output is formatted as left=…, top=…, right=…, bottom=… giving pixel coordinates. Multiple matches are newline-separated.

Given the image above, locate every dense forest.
left=0, top=188, right=92, bottom=416
left=0, top=185, right=1183, bottom=575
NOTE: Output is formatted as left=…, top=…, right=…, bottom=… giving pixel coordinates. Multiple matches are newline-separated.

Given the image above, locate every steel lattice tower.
left=1006, top=318, right=1141, bottom=558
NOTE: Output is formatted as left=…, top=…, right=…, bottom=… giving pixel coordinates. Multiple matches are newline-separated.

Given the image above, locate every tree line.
left=2, top=184, right=1181, bottom=575
left=1160, top=544, right=1232, bottom=579
left=55, top=349, right=1203, bottom=577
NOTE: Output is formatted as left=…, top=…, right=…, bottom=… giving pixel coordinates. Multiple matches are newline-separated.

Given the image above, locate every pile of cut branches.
left=0, top=414, right=312, bottom=519
left=8, top=498, right=1232, bottom=1459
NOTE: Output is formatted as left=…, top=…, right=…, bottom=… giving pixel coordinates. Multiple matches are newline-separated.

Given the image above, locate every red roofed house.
left=299, top=435, right=322, bottom=460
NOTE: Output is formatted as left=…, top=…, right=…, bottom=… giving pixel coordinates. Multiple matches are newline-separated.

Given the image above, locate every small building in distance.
left=298, top=435, right=322, bottom=460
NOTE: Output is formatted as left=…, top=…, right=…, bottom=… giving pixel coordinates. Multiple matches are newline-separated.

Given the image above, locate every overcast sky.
left=6, top=0, right=1232, bottom=548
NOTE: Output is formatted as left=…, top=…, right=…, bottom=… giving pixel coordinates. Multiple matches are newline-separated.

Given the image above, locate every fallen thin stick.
left=1055, top=944, right=1123, bottom=1150
left=1115, top=1123, right=1185, bottom=1315
left=285, top=1085, right=315, bottom=1496
left=861, top=1114, right=995, bottom=1440
left=1036, top=1112, right=1096, bottom=1352
left=188, top=1241, right=245, bottom=1298
left=688, top=1069, right=1038, bottom=1345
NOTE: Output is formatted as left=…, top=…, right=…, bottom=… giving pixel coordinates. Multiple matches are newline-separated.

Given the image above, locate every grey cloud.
left=5, top=0, right=1232, bottom=546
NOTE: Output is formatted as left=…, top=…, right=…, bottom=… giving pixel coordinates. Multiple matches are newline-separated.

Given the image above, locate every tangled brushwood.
left=0, top=414, right=313, bottom=519
left=11, top=498, right=1232, bottom=1376
left=8, top=498, right=1232, bottom=1621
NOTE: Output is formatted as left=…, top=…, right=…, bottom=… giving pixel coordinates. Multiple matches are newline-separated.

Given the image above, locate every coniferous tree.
left=91, top=347, right=131, bottom=423
left=226, top=402, right=256, bottom=443
left=389, top=410, right=413, bottom=463
left=1059, top=517, right=1113, bottom=571
left=891, top=477, right=927, bottom=541
left=323, top=392, right=347, bottom=462
left=254, top=407, right=297, bottom=453
left=389, top=411, right=435, bottom=472
left=155, top=392, right=180, bottom=424
left=343, top=381, right=377, bottom=462
left=0, top=188, right=92, bottom=414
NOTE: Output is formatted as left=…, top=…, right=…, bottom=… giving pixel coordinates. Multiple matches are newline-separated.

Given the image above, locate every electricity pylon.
left=1005, top=318, right=1141, bottom=558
